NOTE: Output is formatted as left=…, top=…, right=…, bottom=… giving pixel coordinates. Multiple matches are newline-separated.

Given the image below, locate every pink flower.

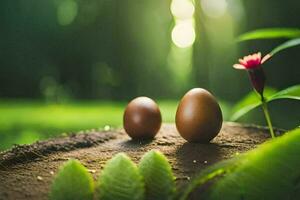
left=233, top=52, right=271, bottom=70
left=233, top=52, right=271, bottom=97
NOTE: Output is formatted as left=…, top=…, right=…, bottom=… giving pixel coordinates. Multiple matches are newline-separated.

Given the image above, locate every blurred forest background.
left=0, top=0, right=299, bottom=150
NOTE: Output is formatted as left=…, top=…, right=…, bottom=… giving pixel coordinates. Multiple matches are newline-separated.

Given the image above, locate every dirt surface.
left=0, top=122, right=282, bottom=200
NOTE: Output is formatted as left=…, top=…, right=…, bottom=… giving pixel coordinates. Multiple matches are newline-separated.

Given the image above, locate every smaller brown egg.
left=176, top=88, right=223, bottom=143
left=123, top=97, right=162, bottom=139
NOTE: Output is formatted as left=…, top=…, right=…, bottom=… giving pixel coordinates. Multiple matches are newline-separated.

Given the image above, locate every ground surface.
left=0, top=122, right=279, bottom=200
left=0, top=100, right=195, bottom=150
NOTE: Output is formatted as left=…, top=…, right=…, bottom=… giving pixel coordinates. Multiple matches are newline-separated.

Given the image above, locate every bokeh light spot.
left=57, top=0, right=78, bottom=26
left=171, top=0, right=195, bottom=20
left=200, top=0, right=228, bottom=18
left=171, top=20, right=196, bottom=48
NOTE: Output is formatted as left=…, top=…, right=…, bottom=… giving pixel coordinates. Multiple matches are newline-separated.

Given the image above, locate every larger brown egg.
left=123, top=97, right=162, bottom=139
left=175, top=88, right=223, bottom=143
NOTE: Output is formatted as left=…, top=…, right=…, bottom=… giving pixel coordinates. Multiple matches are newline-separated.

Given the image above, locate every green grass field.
left=1, top=99, right=298, bottom=151
left=0, top=100, right=187, bottom=150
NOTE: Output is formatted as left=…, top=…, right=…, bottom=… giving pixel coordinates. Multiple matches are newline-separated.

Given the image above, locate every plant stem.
left=261, top=99, right=275, bottom=138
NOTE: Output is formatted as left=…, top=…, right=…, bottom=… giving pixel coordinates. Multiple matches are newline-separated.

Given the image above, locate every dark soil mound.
left=0, top=123, right=280, bottom=200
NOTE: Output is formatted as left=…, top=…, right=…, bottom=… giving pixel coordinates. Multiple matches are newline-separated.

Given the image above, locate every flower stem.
left=261, top=99, right=275, bottom=138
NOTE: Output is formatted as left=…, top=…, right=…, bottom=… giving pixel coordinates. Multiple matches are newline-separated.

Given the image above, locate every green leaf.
left=139, top=150, right=176, bottom=200
left=270, top=38, right=300, bottom=56
left=237, top=28, right=300, bottom=42
left=207, top=128, right=300, bottom=200
left=179, top=156, right=242, bottom=200
left=268, top=84, right=300, bottom=101
left=181, top=128, right=300, bottom=200
left=230, top=87, right=277, bottom=121
left=97, top=153, right=144, bottom=200
left=237, top=29, right=300, bottom=59
left=230, top=85, right=300, bottom=121
left=49, top=159, right=94, bottom=200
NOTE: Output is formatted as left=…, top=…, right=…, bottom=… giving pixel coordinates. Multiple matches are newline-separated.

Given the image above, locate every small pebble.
left=37, top=176, right=43, bottom=181
left=193, top=160, right=197, bottom=163
left=50, top=171, right=54, bottom=175
left=204, top=160, right=208, bottom=164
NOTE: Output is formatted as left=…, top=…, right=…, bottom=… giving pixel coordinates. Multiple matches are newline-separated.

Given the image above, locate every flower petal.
left=239, top=59, right=247, bottom=66
left=257, top=52, right=262, bottom=59
left=233, top=64, right=246, bottom=69
left=261, top=54, right=272, bottom=64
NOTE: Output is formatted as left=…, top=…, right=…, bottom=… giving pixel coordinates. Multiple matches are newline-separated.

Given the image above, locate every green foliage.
left=231, top=85, right=300, bottom=121
left=50, top=137, right=300, bottom=200
left=208, top=128, right=300, bottom=200
left=139, top=150, right=176, bottom=200
left=50, top=151, right=178, bottom=200
left=237, top=28, right=300, bottom=57
left=181, top=128, right=300, bottom=200
left=96, top=153, right=145, bottom=200
left=270, top=38, right=300, bottom=56
left=230, top=87, right=277, bottom=121
left=49, top=159, right=94, bottom=200
left=269, top=84, right=300, bottom=101
left=179, top=157, right=241, bottom=200
left=0, top=100, right=180, bottom=150
left=237, top=28, right=300, bottom=41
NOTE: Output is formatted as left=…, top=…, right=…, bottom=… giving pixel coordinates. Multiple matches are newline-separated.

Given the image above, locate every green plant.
left=237, top=28, right=300, bottom=41
left=97, top=153, right=145, bottom=200
left=179, top=128, right=300, bottom=200
left=231, top=85, right=300, bottom=121
left=50, top=128, right=300, bottom=200
left=0, top=100, right=184, bottom=151
left=232, top=28, right=300, bottom=137
left=50, top=151, right=176, bottom=200
left=139, top=150, right=176, bottom=200
left=49, top=159, right=94, bottom=200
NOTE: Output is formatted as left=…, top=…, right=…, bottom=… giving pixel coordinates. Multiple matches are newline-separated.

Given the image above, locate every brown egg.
left=123, top=97, right=162, bottom=139
left=175, top=88, right=223, bottom=143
